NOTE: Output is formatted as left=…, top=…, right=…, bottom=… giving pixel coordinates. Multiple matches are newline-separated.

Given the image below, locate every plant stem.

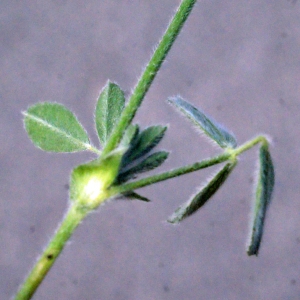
left=111, top=135, right=269, bottom=195
left=102, top=0, right=197, bottom=156
left=14, top=2, right=199, bottom=298
left=232, top=135, right=268, bottom=156
left=14, top=204, right=88, bottom=300
left=111, top=152, right=231, bottom=195
left=15, top=130, right=269, bottom=299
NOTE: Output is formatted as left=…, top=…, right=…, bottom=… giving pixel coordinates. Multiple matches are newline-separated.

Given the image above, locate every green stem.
left=232, top=135, right=267, bottom=156
left=14, top=204, right=88, bottom=300
left=14, top=134, right=269, bottom=299
left=14, top=2, right=199, bottom=298
left=111, top=136, right=269, bottom=195
left=111, top=152, right=231, bottom=195
left=102, top=0, right=197, bottom=156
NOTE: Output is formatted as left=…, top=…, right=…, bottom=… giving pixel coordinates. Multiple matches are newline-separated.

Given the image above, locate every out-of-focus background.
left=1, top=1, right=300, bottom=299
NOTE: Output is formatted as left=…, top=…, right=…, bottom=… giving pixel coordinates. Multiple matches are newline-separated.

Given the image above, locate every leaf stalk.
left=112, top=135, right=270, bottom=195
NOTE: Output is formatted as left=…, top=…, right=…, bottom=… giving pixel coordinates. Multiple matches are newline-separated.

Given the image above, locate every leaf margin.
left=95, top=81, right=125, bottom=147
left=168, top=96, right=237, bottom=149
left=247, top=143, right=275, bottom=256
left=168, top=159, right=237, bottom=224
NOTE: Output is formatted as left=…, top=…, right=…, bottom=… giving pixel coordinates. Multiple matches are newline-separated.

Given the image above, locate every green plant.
left=14, top=0, right=275, bottom=299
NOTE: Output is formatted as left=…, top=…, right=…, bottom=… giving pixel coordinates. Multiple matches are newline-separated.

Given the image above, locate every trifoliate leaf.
left=23, top=102, right=91, bottom=152
left=168, top=96, right=237, bottom=149
left=247, top=143, right=274, bottom=256
left=168, top=160, right=237, bottom=224
left=95, top=81, right=125, bottom=147
left=117, top=151, right=169, bottom=184
left=122, top=191, right=151, bottom=202
left=122, top=125, right=167, bottom=167
left=70, top=147, right=126, bottom=209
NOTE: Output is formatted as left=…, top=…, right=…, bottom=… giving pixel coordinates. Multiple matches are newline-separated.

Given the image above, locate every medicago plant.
left=15, top=0, right=274, bottom=299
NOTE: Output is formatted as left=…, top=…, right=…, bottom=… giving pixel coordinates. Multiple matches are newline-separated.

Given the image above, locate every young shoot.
left=15, top=0, right=275, bottom=299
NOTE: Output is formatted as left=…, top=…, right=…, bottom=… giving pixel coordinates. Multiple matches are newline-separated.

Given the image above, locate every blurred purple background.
left=1, top=1, right=300, bottom=299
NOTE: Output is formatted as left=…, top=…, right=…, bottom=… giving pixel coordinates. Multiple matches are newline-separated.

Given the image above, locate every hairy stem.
left=14, top=2, right=199, bottom=298
left=232, top=135, right=268, bottom=156
left=14, top=204, right=88, bottom=300
left=102, top=0, right=197, bottom=155
left=111, top=153, right=231, bottom=195
left=111, top=135, right=269, bottom=195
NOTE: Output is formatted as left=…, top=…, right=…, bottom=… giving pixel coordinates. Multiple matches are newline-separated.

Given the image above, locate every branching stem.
left=14, top=1, right=198, bottom=299
left=14, top=129, right=269, bottom=300
left=14, top=0, right=272, bottom=297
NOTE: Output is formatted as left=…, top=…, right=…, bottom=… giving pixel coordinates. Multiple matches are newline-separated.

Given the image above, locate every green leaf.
left=117, top=151, right=169, bottom=184
left=122, top=125, right=167, bottom=167
left=247, top=144, right=275, bottom=256
left=168, top=160, right=237, bottom=224
left=119, top=124, right=139, bottom=148
left=95, top=81, right=125, bottom=147
left=70, top=147, right=126, bottom=209
left=23, top=102, right=91, bottom=152
left=122, top=191, right=151, bottom=202
left=168, top=96, right=237, bottom=149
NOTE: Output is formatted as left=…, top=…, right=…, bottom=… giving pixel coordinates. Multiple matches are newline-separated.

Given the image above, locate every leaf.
left=70, top=147, right=126, bottom=209
left=119, top=124, right=139, bottom=148
left=168, top=96, right=237, bottom=149
left=95, top=81, right=125, bottom=147
left=23, top=102, right=91, bottom=152
left=119, top=124, right=140, bottom=171
left=247, top=144, right=275, bottom=256
left=122, top=125, right=167, bottom=167
left=122, top=191, right=151, bottom=202
left=168, top=160, right=237, bottom=224
left=117, top=151, right=169, bottom=184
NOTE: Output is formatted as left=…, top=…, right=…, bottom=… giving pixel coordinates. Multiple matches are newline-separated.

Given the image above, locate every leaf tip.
left=247, top=246, right=259, bottom=257
left=167, top=216, right=180, bottom=224
left=167, top=96, right=237, bottom=149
